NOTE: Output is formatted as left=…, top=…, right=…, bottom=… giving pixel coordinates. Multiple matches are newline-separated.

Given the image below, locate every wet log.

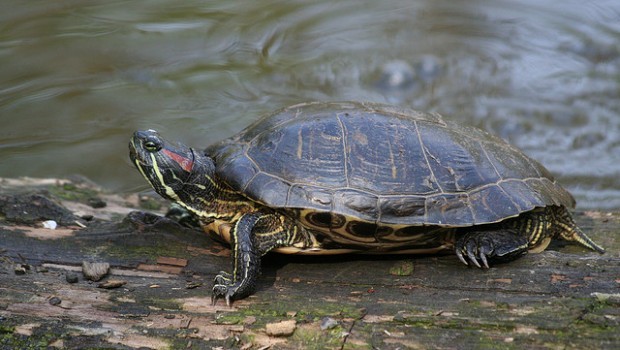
left=0, top=177, right=618, bottom=349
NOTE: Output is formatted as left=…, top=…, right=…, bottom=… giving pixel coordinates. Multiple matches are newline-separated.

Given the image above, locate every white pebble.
left=42, top=220, right=57, bottom=230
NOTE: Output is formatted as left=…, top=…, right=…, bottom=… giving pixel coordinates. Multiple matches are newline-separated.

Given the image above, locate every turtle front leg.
left=455, top=229, right=529, bottom=268
left=212, top=213, right=263, bottom=306
left=212, top=212, right=300, bottom=305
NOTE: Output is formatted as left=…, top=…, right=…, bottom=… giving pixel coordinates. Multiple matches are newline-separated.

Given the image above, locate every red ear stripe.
left=163, top=149, right=194, bottom=172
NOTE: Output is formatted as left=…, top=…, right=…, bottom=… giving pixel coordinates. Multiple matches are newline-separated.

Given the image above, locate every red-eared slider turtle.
left=129, top=101, right=604, bottom=305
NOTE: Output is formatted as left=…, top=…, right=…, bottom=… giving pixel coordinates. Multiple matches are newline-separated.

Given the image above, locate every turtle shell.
left=207, top=101, right=575, bottom=228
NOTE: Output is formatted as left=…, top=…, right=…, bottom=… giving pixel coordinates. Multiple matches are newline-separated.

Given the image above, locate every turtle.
left=129, top=101, right=604, bottom=305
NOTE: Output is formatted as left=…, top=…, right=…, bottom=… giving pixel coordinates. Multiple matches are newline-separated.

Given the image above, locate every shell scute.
left=333, top=189, right=378, bottom=222
left=424, top=193, right=474, bottom=226
left=467, top=184, right=520, bottom=224
left=243, top=173, right=290, bottom=208
left=339, top=111, right=438, bottom=195
left=287, top=184, right=332, bottom=210
left=378, top=196, right=426, bottom=225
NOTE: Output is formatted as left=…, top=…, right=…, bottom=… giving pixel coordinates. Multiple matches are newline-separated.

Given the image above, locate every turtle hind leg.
left=455, top=229, right=529, bottom=268
left=551, top=207, right=605, bottom=254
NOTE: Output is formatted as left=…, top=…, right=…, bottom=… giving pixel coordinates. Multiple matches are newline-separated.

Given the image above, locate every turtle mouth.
left=128, top=138, right=149, bottom=167
left=128, top=141, right=139, bottom=162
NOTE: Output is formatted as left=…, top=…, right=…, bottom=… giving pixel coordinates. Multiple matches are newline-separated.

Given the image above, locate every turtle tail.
left=553, top=207, right=605, bottom=254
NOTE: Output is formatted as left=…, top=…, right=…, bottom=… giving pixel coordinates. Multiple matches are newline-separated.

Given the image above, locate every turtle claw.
left=478, top=243, right=492, bottom=269
left=455, top=249, right=469, bottom=266
left=478, top=252, right=489, bottom=269
left=455, top=230, right=527, bottom=269
left=466, top=238, right=484, bottom=268
left=212, top=284, right=233, bottom=307
left=212, top=272, right=235, bottom=306
left=455, top=236, right=488, bottom=268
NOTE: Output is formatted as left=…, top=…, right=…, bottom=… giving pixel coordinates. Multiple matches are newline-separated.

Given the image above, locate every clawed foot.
left=456, top=234, right=493, bottom=268
left=455, top=230, right=528, bottom=269
left=211, top=270, right=257, bottom=306
left=211, top=271, right=236, bottom=306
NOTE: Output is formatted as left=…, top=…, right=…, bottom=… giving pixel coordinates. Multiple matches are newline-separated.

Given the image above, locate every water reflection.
left=0, top=0, right=618, bottom=209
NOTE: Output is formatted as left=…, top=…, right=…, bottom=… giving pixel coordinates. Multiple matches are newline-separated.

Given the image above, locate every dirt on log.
left=0, top=177, right=618, bottom=349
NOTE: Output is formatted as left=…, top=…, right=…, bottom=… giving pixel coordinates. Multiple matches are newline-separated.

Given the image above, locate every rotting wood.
left=0, top=177, right=618, bottom=349
left=137, top=263, right=184, bottom=275
left=156, top=256, right=188, bottom=267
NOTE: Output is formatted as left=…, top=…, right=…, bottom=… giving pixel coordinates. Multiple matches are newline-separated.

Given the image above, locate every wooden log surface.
left=0, top=177, right=618, bottom=349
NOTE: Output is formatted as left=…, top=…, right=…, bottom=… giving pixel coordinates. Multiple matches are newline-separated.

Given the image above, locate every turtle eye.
left=144, top=140, right=161, bottom=152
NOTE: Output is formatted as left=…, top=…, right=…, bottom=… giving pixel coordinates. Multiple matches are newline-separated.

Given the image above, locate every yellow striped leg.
left=212, top=213, right=262, bottom=306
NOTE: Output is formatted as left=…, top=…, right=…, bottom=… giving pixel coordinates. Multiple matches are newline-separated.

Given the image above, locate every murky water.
left=1, top=0, right=619, bottom=209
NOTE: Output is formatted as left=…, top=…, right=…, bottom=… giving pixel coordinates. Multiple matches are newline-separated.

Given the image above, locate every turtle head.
left=129, top=130, right=215, bottom=207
